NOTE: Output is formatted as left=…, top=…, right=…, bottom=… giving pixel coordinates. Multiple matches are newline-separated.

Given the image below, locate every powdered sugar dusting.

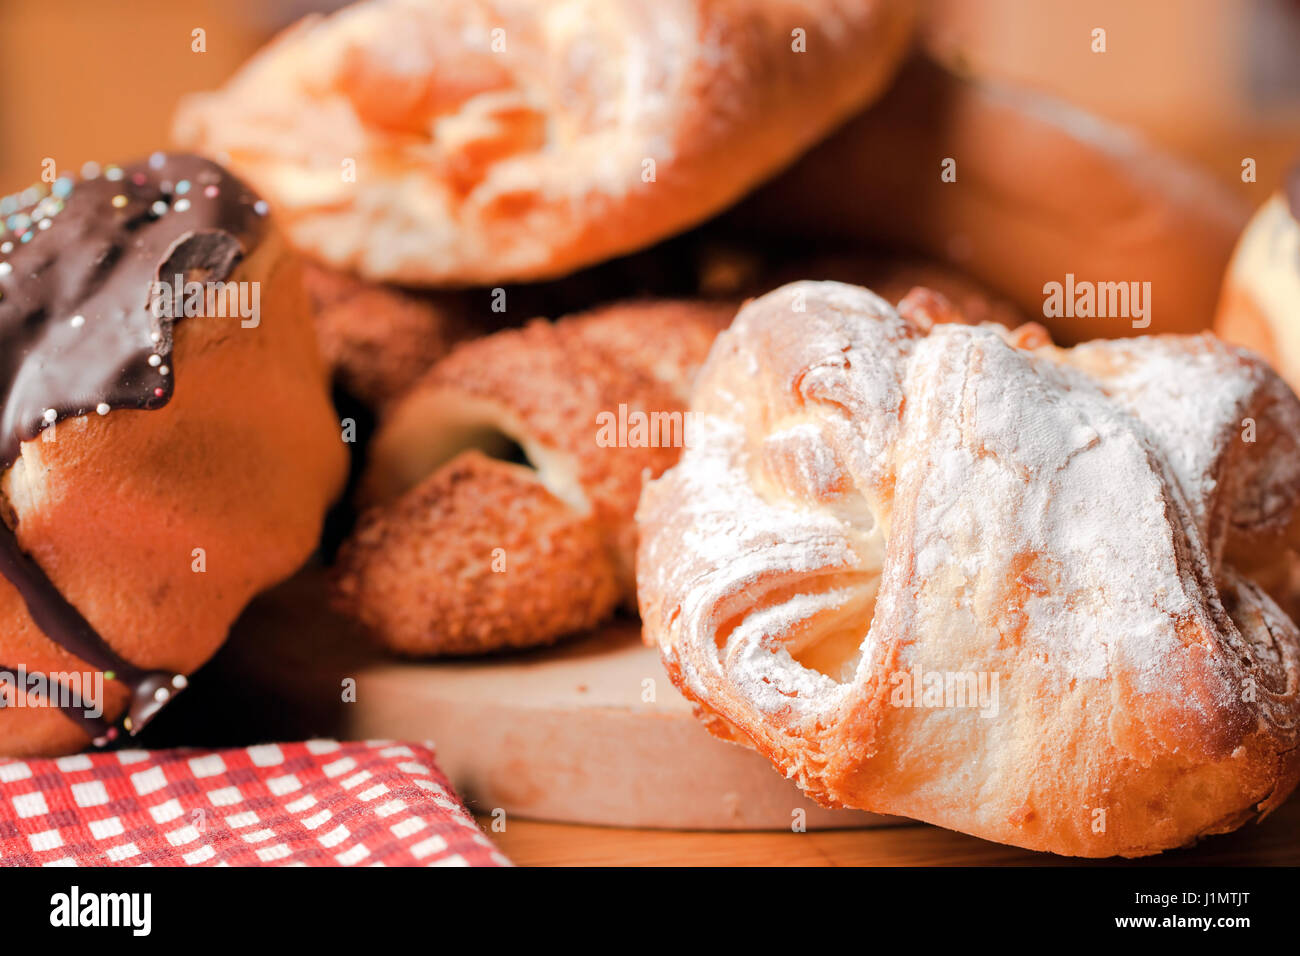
left=637, top=280, right=1300, bottom=760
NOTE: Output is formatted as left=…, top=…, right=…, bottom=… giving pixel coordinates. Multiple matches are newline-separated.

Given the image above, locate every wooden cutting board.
left=192, top=568, right=894, bottom=831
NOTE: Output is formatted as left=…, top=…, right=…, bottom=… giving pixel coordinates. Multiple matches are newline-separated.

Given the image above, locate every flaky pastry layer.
left=637, top=280, right=1300, bottom=856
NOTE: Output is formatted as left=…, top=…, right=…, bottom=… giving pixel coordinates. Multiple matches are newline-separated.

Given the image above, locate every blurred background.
left=1, top=0, right=1299, bottom=193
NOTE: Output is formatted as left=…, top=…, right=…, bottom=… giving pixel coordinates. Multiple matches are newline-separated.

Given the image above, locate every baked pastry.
left=332, top=300, right=735, bottom=655
left=310, top=242, right=1025, bottom=411
left=304, top=235, right=723, bottom=410
left=731, top=56, right=1249, bottom=343
left=304, top=263, right=475, bottom=408
left=636, top=280, right=1300, bottom=857
left=172, top=0, right=916, bottom=285
left=333, top=255, right=1019, bottom=656
left=1215, top=166, right=1300, bottom=391
left=0, top=155, right=347, bottom=756
left=762, top=251, right=1025, bottom=330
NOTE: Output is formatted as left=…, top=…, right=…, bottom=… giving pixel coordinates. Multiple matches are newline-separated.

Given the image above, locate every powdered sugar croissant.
left=172, top=0, right=915, bottom=285
left=636, top=280, right=1300, bottom=857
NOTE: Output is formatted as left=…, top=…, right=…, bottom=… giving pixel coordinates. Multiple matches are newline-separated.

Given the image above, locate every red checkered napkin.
left=0, top=739, right=509, bottom=866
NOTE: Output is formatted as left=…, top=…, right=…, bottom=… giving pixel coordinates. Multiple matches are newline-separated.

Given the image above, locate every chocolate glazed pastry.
left=0, top=155, right=346, bottom=755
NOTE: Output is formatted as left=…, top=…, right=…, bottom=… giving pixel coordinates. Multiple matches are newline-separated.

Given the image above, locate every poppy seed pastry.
left=172, top=0, right=916, bottom=285
left=636, top=280, right=1300, bottom=857
left=0, top=155, right=347, bottom=756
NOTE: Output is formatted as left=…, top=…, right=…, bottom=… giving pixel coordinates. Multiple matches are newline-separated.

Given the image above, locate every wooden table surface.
left=157, top=573, right=1300, bottom=868
left=477, top=790, right=1300, bottom=866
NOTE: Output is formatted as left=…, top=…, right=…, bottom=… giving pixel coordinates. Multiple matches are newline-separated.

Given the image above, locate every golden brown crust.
left=173, top=0, right=916, bottom=285
left=303, top=263, right=475, bottom=407
left=0, top=232, right=347, bottom=756
left=637, top=280, right=1300, bottom=857
left=1215, top=193, right=1300, bottom=392
left=333, top=450, right=620, bottom=655
left=336, top=299, right=734, bottom=655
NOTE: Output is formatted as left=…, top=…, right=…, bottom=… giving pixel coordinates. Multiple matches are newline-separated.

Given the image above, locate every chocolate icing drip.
left=61, top=708, right=119, bottom=747
left=0, top=531, right=186, bottom=740
left=1287, top=161, right=1300, bottom=223
left=0, top=662, right=116, bottom=745
left=0, top=154, right=265, bottom=740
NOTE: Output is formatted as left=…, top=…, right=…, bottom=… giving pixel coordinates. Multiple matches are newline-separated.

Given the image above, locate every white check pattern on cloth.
left=0, top=739, right=509, bottom=867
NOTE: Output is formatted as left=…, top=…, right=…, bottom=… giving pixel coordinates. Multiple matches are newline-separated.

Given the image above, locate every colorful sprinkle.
left=172, top=675, right=187, bottom=689
left=150, top=200, right=168, bottom=217
left=52, top=177, right=73, bottom=199
left=80, top=161, right=101, bottom=179
left=148, top=152, right=166, bottom=170
left=203, top=185, right=219, bottom=198
left=0, top=263, right=10, bottom=277
left=111, top=195, right=127, bottom=209
left=175, top=180, right=191, bottom=195
left=174, top=198, right=191, bottom=213
left=104, top=166, right=123, bottom=182
left=95, top=403, right=110, bottom=416
left=153, top=387, right=165, bottom=398
left=42, top=408, right=56, bottom=424
left=253, top=200, right=269, bottom=216
left=32, top=197, right=63, bottom=219
left=148, top=354, right=161, bottom=367
left=159, top=366, right=170, bottom=376
left=70, top=314, right=85, bottom=328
